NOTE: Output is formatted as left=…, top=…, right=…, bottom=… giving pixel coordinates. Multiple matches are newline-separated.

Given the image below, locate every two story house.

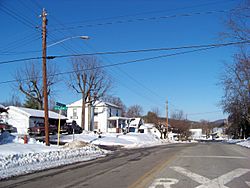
left=67, top=99, right=123, bottom=133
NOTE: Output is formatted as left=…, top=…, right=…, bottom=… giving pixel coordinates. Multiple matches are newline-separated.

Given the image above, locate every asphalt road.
left=1, top=143, right=250, bottom=188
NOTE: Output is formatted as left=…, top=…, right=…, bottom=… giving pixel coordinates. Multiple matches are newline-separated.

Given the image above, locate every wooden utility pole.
left=42, top=8, right=50, bottom=146
left=166, top=98, right=169, bottom=138
left=88, top=92, right=91, bottom=131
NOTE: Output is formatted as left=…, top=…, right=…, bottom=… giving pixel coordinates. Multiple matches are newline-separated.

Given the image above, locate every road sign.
left=56, top=102, right=66, bottom=107
left=54, top=106, right=68, bottom=110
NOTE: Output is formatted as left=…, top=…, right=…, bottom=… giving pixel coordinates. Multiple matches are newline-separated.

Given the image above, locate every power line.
left=0, top=35, right=41, bottom=56
left=50, top=8, right=239, bottom=31
left=50, top=40, right=249, bottom=59
left=187, top=110, right=223, bottom=116
left=1, top=40, right=248, bottom=65
left=0, top=45, right=231, bottom=85
left=44, top=6, right=167, bottom=111
left=0, top=4, right=38, bottom=29
left=0, top=50, right=41, bottom=56
left=51, top=0, right=236, bottom=27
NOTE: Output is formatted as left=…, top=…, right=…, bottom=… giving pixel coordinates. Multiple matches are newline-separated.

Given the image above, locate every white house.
left=189, top=128, right=202, bottom=140
left=67, top=99, right=122, bottom=132
left=168, top=132, right=179, bottom=141
left=126, top=118, right=144, bottom=133
left=139, top=123, right=161, bottom=138
left=107, top=116, right=130, bottom=133
left=5, top=106, right=67, bottom=134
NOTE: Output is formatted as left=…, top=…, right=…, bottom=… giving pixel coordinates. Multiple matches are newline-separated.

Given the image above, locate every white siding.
left=67, top=100, right=122, bottom=133
left=94, top=107, right=108, bottom=132
left=67, top=106, right=90, bottom=130
left=7, top=109, right=29, bottom=134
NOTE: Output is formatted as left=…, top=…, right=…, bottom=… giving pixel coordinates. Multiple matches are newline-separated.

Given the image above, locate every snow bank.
left=236, top=139, right=250, bottom=148
left=54, top=132, right=163, bottom=148
left=118, top=133, right=162, bottom=148
left=0, top=142, right=108, bottom=180
left=225, top=138, right=250, bottom=149
left=0, top=132, right=109, bottom=180
left=226, top=139, right=244, bottom=144
left=0, top=131, right=171, bottom=180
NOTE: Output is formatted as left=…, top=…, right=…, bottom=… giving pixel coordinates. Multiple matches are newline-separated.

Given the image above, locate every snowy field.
left=0, top=131, right=166, bottom=180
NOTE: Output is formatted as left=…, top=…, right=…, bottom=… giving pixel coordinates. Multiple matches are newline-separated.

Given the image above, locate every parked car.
left=60, top=121, right=82, bottom=134
left=0, top=121, right=17, bottom=133
left=28, top=122, right=58, bottom=136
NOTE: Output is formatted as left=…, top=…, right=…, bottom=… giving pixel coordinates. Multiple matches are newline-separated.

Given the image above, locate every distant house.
left=5, top=106, right=67, bottom=134
left=67, top=99, right=122, bottom=132
left=127, top=118, right=144, bottom=133
left=139, top=123, right=161, bottom=138
left=189, top=128, right=202, bottom=140
left=107, top=116, right=130, bottom=133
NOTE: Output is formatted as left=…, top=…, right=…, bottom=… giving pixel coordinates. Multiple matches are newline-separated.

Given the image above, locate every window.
left=73, top=108, right=77, bottom=117
left=129, top=127, right=136, bottom=132
left=94, top=108, right=98, bottom=116
left=109, top=108, right=112, bottom=117
left=108, top=121, right=116, bottom=128
left=94, top=122, right=98, bottom=130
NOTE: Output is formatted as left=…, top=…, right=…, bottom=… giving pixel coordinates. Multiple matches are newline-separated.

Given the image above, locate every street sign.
left=54, top=106, right=68, bottom=111
left=56, top=102, right=66, bottom=107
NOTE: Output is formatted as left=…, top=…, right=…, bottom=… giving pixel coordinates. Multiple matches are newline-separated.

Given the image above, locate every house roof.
left=107, top=116, right=130, bottom=121
left=8, top=106, right=67, bottom=120
left=67, top=99, right=120, bottom=109
left=129, top=118, right=143, bottom=126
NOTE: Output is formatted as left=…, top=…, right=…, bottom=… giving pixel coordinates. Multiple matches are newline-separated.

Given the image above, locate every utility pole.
left=41, top=8, right=49, bottom=146
left=88, top=92, right=91, bottom=131
left=166, top=98, right=169, bottom=139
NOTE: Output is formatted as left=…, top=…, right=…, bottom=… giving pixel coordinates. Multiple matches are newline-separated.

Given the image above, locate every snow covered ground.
left=0, top=131, right=166, bottom=180
left=226, top=138, right=250, bottom=148
left=2, top=130, right=248, bottom=181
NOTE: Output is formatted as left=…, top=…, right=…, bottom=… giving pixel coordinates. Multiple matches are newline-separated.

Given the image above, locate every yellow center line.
left=128, top=154, right=177, bottom=188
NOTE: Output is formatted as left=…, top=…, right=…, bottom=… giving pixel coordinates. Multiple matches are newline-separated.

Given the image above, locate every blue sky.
left=0, top=0, right=242, bottom=121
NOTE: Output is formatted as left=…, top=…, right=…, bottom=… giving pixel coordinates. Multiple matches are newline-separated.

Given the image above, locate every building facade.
left=67, top=99, right=122, bottom=132
left=4, top=106, right=67, bottom=134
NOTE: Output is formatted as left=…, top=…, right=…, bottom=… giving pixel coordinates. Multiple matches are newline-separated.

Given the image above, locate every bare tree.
left=220, top=53, right=250, bottom=138
left=220, top=0, right=250, bottom=138
left=1, top=94, right=22, bottom=107
left=144, top=111, right=159, bottom=125
left=151, top=107, right=161, bottom=117
left=222, top=0, right=250, bottom=42
left=171, top=110, right=185, bottom=120
left=15, top=62, right=58, bottom=110
left=170, top=110, right=190, bottom=140
left=102, top=95, right=126, bottom=116
left=69, top=56, right=112, bottom=129
left=126, top=104, right=143, bottom=118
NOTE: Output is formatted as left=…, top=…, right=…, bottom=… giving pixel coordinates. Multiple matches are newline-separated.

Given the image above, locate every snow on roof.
left=139, top=123, right=155, bottom=129
left=0, top=104, right=6, bottom=109
left=67, top=99, right=82, bottom=107
left=107, top=116, right=130, bottom=121
left=67, top=99, right=120, bottom=109
left=96, top=101, right=120, bottom=109
left=8, top=106, right=67, bottom=120
left=129, top=118, right=143, bottom=126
